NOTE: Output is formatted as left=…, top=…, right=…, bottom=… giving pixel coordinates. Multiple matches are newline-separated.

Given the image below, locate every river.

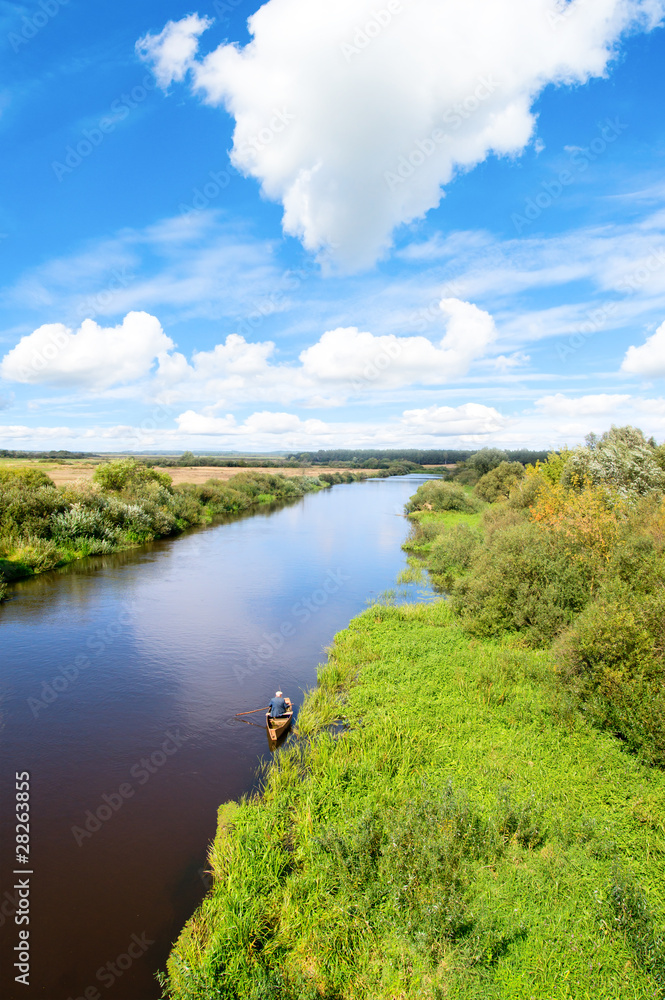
left=0, top=475, right=433, bottom=1000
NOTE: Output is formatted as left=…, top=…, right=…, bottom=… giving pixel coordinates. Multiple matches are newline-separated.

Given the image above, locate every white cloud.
left=535, top=392, right=632, bottom=417
left=401, top=402, right=508, bottom=436
left=300, top=299, right=497, bottom=385
left=135, top=14, right=212, bottom=89
left=139, top=0, right=664, bottom=270
left=4, top=299, right=501, bottom=406
left=149, top=298, right=499, bottom=406
left=8, top=392, right=665, bottom=452
left=0, top=311, right=173, bottom=388
left=175, top=409, right=330, bottom=436
left=621, top=319, right=665, bottom=376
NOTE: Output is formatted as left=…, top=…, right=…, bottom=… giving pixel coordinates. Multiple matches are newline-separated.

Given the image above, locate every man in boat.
left=268, top=690, right=289, bottom=717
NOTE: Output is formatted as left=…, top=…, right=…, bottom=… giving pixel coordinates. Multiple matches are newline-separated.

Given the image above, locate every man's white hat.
left=276, top=690, right=283, bottom=697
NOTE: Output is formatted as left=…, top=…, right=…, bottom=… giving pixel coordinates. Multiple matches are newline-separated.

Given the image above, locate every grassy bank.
left=162, top=597, right=665, bottom=999
left=0, top=461, right=365, bottom=599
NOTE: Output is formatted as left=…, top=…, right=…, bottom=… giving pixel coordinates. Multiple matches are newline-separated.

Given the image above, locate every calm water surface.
left=0, top=476, right=433, bottom=1000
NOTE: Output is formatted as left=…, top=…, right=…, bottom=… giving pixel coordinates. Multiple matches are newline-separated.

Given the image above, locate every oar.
left=235, top=706, right=269, bottom=717
left=234, top=717, right=265, bottom=729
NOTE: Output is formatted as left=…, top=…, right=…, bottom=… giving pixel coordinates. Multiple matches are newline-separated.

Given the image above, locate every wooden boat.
left=266, top=698, right=293, bottom=741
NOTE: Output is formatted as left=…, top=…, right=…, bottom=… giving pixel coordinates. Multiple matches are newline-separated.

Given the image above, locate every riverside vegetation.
left=161, top=425, right=665, bottom=999
left=0, top=460, right=365, bottom=600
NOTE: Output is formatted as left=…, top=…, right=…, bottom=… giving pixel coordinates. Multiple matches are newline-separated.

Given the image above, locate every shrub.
left=0, top=484, right=68, bottom=536
left=474, top=461, right=524, bottom=503
left=50, top=503, right=120, bottom=543
left=92, top=459, right=173, bottom=493
left=427, top=523, right=482, bottom=590
left=451, top=517, right=595, bottom=645
left=562, top=426, right=665, bottom=498
left=405, top=480, right=480, bottom=514
left=0, top=468, right=55, bottom=489
left=556, top=590, right=665, bottom=765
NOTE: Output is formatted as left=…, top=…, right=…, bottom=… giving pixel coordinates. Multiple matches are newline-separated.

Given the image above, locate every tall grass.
left=161, top=602, right=665, bottom=999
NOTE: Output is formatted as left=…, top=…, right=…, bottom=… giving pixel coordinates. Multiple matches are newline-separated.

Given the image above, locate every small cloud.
left=621, top=320, right=665, bottom=377
left=492, top=351, right=530, bottom=372
left=136, top=14, right=212, bottom=90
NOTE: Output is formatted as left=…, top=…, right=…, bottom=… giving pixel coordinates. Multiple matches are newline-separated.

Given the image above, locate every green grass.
left=161, top=601, right=665, bottom=999
left=402, top=509, right=483, bottom=556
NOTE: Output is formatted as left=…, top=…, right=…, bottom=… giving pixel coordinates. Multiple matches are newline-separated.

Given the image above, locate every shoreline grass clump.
left=161, top=599, right=665, bottom=999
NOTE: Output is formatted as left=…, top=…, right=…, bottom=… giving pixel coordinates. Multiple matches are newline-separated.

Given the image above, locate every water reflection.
left=0, top=475, right=435, bottom=1000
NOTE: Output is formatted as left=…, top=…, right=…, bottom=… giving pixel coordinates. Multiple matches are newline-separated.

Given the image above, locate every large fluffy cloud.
left=152, top=297, right=497, bottom=405
left=138, top=0, right=664, bottom=270
left=401, top=402, right=508, bottom=436
left=621, top=319, right=665, bottom=376
left=0, top=298, right=496, bottom=402
left=300, top=299, right=497, bottom=384
left=0, top=312, right=173, bottom=388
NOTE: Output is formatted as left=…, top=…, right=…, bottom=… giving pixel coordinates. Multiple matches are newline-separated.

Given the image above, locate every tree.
left=474, top=461, right=525, bottom=502
left=562, top=426, right=665, bottom=497
left=92, top=459, right=172, bottom=493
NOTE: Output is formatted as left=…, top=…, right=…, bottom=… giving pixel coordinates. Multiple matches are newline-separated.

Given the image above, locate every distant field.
left=0, top=460, right=383, bottom=486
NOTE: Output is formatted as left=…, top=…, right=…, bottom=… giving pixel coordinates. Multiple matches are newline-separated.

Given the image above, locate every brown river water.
left=0, top=475, right=434, bottom=1000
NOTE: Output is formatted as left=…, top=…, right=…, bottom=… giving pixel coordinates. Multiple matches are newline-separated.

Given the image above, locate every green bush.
left=451, top=516, right=595, bottom=645
left=474, top=461, right=525, bottom=503
left=92, top=459, right=173, bottom=493
left=562, top=426, right=665, bottom=497
left=0, top=468, right=55, bottom=489
left=454, top=448, right=509, bottom=485
left=427, top=523, right=482, bottom=590
left=405, top=480, right=480, bottom=514
left=556, top=590, right=665, bottom=766
left=0, top=484, right=68, bottom=536
left=0, top=466, right=346, bottom=585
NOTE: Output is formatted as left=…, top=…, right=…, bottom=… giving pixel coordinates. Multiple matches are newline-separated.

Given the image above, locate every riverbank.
left=0, top=462, right=366, bottom=599
left=162, top=594, right=665, bottom=999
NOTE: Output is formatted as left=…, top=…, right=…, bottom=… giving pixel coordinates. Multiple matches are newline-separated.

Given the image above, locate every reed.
left=161, top=600, right=665, bottom=999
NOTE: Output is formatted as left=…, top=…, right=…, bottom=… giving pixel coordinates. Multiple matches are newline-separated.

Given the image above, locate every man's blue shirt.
left=269, top=697, right=288, bottom=718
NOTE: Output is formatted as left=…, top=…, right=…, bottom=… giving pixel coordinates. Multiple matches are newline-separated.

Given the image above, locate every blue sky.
left=2, top=0, right=665, bottom=452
